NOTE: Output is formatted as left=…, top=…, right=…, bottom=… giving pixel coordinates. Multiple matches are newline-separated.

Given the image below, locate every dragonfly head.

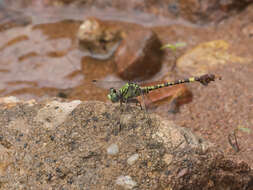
left=108, top=88, right=120, bottom=103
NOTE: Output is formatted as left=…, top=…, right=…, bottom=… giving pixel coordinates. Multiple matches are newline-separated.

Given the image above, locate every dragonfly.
left=106, top=74, right=221, bottom=108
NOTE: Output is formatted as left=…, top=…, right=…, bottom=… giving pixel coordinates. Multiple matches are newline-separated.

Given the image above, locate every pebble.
left=127, top=153, right=139, bottom=165
left=116, top=175, right=137, bottom=189
left=107, top=143, right=119, bottom=155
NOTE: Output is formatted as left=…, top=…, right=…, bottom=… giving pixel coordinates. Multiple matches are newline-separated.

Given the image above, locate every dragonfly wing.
left=92, top=80, right=126, bottom=90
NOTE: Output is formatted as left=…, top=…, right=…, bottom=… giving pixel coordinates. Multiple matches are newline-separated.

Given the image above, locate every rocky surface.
left=0, top=99, right=252, bottom=189
left=43, top=0, right=252, bottom=23
left=177, top=0, right=252, bottom=23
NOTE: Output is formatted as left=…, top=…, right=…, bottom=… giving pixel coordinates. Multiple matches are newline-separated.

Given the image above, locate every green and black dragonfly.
left=107, top=74, right=221, bottom=107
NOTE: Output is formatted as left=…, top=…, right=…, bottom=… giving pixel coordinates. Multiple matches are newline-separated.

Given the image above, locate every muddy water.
left=0, top=1, right=253, bottom=167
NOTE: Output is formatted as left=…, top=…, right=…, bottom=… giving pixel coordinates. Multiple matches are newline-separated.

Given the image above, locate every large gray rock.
left=0, top=98, right=252, bottom=189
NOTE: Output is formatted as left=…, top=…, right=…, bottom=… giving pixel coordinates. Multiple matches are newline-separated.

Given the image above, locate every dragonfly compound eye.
left=108, top=88, right=119, bottom=102
left=109, top=88, right=116, bottom=94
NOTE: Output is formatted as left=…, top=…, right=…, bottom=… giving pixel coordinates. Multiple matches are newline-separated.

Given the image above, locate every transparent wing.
left=92, top=79, right=126, bottom=90
left=91, top=75, right=162, bottom=90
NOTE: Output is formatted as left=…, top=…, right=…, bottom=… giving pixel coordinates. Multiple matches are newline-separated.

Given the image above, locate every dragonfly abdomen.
left=142, top=77, right=199, bottom=93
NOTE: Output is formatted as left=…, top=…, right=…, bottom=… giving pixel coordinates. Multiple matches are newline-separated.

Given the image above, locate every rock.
left=0, top=5, right=31, bottom=32
left=127, top=153, right=139, bottom=165
left=59, top=0, right=252, bottom=23
left=178, top=0, right=252, bottom=23
left=0, top=98, right=252, bottom=189
left=115, top=28, right=163, bottom=80
left=115, top=175, right=137, bottom=189
left=34, top=100, right=81, bottom=129
left=177, top=40, right=247, bottom=76
left=240, top=5, right=253, bottom=38
left=77, top=17, right=122, bottom=58
left=107, top=143, right=119, bottom=155
left=0, top=96, right=36, bottom=108
left=242, top=23, right=253, bottom=37
left=77, top=17, right=163, bottom=80
left=0, top=96, right=20, bottom=104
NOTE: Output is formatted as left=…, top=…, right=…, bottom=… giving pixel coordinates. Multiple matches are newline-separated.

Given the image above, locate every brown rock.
left=77, top=17, right=122, bottom=58
left=242, top=23, right=253, bottom=37
left=115, top=28, right=163, bottom=80
left=178, top=0, right=252, bottom=23
left=57, top=0, right=252, bottom=23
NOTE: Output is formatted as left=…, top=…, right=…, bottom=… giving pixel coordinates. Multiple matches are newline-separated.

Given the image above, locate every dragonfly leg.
left=168, top=99, right=179, bottom=114
left=120, top=99, right=129, bottom=113
left=128, top=99, right=142, bottom=110
left=140, top=92, right=151, bottom=124
left=120, top=100, right=124, bottom=113
left=125, top=98, right=129, bottom=111
left=137, top=101, right=143, bottom=110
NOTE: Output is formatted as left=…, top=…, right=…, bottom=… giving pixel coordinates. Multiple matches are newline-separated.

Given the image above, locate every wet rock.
left=242, top=23, right=253, bottom=37
left=115, top=28, right=163, bottom=80
left=77, top=17, right=122, bottom=59
left=177, top=40, right=247, bottom=75
left=55, top=0, right=252, bottom=23
left=78, top=17, right=163, bottom=80
left=0, top=4, right=31, bottom=32
left=0, top=98, right=252, bottom=189
left=178, top=0, right=252, bottom=23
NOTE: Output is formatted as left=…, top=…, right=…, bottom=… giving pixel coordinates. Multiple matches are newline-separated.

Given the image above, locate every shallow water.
left=0, top=0, right=193, bottom=101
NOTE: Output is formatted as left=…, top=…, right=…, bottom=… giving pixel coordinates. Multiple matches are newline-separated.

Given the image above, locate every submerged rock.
left=178, top=0, right=252, bottom=23
left=77, top=17, right=122, bottom=59
left=177, top=40, right=247, bottom=75
left=115, top=28, right=163, bottom=80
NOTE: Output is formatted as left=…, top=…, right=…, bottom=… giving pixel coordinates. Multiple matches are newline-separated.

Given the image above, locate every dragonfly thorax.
left=107, top=83, right=143, bottom=103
